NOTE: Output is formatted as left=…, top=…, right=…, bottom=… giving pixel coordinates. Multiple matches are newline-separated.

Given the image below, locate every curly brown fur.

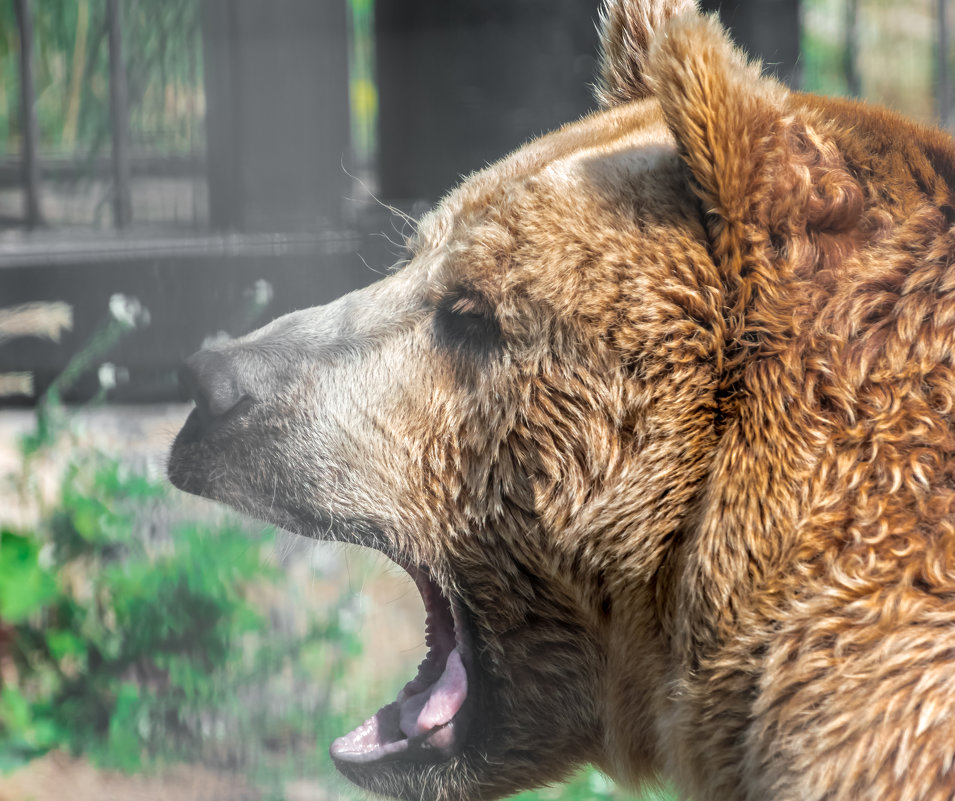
left=169, top=2, right=955, bottom=799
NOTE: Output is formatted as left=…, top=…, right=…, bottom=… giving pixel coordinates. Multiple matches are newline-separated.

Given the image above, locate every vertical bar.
left=106, top=0, right=132, bottom=227
left=346, top=0, right=377, bottom=181
left=844, top=0, right=861, bottom=97
left=13, top=0, right=42, bottom=228
left=376, top=0, right=599, bottom=204
left=188, top=14, right=200, bottom=227
left=200, top=0, right=243, bottom=230
left=940, top=0, right=951, bottom=127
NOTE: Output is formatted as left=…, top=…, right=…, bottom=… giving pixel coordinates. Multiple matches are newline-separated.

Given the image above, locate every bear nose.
left=178, top=349, right=245, bottom=427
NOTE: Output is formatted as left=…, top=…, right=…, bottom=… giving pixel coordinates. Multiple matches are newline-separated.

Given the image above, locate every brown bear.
left=168, top=1, right=955, bottom=799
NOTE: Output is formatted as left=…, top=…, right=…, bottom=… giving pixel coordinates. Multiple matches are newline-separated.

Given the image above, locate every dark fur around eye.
left=433, top=293, right=502, bottom=355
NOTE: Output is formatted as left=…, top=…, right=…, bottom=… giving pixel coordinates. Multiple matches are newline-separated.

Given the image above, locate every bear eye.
left=434, top=291, right=502, bottom=354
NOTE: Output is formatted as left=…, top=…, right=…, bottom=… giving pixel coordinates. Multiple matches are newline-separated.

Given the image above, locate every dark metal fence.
left=0, top=0, right=952, bottom=405
left=2, top=0, right=206, bottom=230
left=5, top=0, right=951, bottom=235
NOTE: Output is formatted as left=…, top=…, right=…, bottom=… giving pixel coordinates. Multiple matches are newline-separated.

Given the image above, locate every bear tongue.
left=399, top=647, right=467, bottom=743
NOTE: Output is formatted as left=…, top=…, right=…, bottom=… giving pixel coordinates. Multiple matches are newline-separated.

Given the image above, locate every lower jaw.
left=331, top=748, right=470, bottom=801
left=330, top=703, right=467, bottom=765
left=330, top=658, right=468, bottom=764
left=329, top=563, right=474, bottom=768
left=329, top=702, right=480, bottom=801
left=331, top=740, right=545, bottom=801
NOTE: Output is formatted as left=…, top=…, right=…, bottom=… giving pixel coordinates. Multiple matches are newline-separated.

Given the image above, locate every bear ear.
left=596, top=0, right=698, bottom=107
left=647, top=14, right=867, bottom=365
left=646, top=12, right=788, bottom=236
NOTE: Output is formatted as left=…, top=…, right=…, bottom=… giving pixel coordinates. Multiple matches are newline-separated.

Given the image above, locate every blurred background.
left=0, top=1, right=951, bottom=799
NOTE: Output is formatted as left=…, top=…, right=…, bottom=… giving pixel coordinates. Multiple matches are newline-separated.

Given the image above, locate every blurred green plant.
left=801, top=29, right=852, bottom=98
left=23, top=293, right=148, bottom=456
left=0, top=295, right=365, bottom=782
left=0, top=456, right=254, bottom=770
left=0, top=447, right=365, bottom=775
left=514, top=768, right=675, bottom=801
left=347, top=0, right=378, bottom=166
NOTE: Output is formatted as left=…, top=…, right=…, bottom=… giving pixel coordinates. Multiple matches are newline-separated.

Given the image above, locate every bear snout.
left=179, top=349, right=248, bottom=432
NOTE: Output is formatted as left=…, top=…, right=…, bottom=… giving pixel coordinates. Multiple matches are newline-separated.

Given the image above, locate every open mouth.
left=330, top=561, right=473, bottom=765
left=168, top=393, right=476, bottom=769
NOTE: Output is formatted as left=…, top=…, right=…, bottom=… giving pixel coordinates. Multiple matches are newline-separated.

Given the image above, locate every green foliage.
left=0, top=295, right=364, bottom=779
left=347, top=0, right=378, bottom=164
left=0, top=450, right=263, bottom=769
left=0, top=439, right=367, bottom=778
left=0, top=290, right=360, bottom=790
left=0, top=532, right=58, bottom=624
left=513, top=768, right=674, bottom=801
left=801, top=29, right=851, bottom=98
left=3, top=0, right=375, bottom=162
left=1, top=0, right=202, bottom=156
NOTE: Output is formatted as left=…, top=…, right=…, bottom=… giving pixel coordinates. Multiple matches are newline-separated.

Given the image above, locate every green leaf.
left=0, top=687, right=59, bottom=754
left=0, top=687, right=31, bottom=732
left=104, top=683, right=144, bottom=771
left=0, top=532, right=59, bottom=623
left=46, top=629, right=88, bottom=661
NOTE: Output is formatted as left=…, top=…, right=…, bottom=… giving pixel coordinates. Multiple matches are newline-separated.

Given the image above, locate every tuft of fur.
left=596, top=0, right=697, bottom=107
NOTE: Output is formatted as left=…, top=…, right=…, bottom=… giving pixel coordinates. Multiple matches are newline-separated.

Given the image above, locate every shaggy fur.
left=168, top=2, right=955, bottom=799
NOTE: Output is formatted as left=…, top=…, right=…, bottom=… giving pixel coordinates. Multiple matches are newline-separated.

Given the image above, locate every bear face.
left=171, top=97, right=709, bottom=799
left=170, top=2, right=955, bottom=800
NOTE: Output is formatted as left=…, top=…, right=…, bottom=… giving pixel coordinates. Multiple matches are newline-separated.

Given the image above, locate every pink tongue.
left=399, top=648, right=467, bottom=738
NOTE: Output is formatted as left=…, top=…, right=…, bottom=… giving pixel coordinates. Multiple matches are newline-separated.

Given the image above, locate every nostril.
left=179, top=350, right=245, bottom=425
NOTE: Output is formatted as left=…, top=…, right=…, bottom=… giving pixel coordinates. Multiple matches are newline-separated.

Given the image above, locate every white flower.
left=98, top=362, right=117, bottom=389
left=200, top=331, right=231, bottom=349
left=250, top=279, right=274, bottom=308
left=108, top=294, right=150, bottom=328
